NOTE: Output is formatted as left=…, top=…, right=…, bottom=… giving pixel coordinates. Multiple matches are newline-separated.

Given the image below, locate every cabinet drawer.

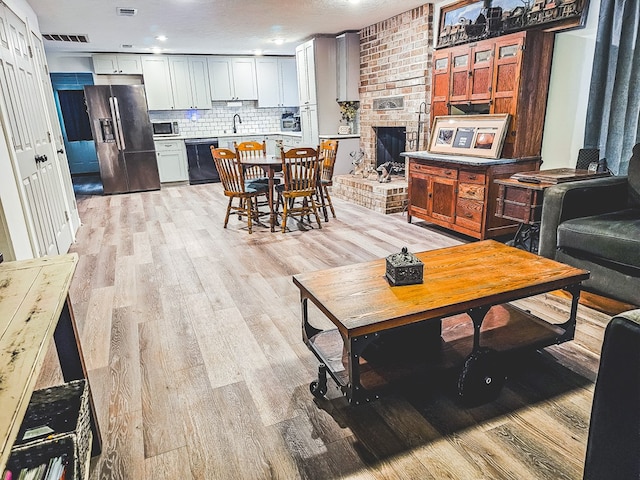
left=458, top=183, right=485, bottom=201
left=410, top=162, right=458, bottom=179
left=455, top=198, right=483, bottom=230
left=459, top=170, right=486, bottom=184
left=154, top=140, right=183, bottom=152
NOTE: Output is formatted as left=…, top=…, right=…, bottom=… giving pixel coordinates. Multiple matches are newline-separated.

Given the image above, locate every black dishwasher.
left=184, top=138, right=220, bottom=184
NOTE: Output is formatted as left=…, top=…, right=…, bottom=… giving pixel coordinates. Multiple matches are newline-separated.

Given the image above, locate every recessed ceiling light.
left=272, top=38, right=285, bottom=45
left=155, top=35, right=168, bottom=42
left=253, top=49, right=263, bottom=56
left=151, top=47, right=162, bottom=54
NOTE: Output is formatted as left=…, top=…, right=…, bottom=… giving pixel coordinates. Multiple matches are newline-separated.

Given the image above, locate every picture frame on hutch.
left=428, top=114, right=510, bottom=159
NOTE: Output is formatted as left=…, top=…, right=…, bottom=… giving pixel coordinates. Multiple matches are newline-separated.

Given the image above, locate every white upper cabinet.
left=336, top=32, right=360, bottom=102
left=168, top=56, right=210, bottom=109
left=93, top=54, right=142, bottom=74
left=141, top=56, right=174, bottom=110
left=208, top=57, right=257, bottom=101
left=256, top=57, right=298, bottom=108
left=296, top=40, right=317, bottom=105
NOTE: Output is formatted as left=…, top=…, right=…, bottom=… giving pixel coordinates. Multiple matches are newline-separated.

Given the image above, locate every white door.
left=31, top=31, right=79, bottom=235
left=0, top=5, right=68, bottom=256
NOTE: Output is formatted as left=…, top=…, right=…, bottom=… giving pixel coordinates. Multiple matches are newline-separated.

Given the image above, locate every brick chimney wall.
left=359, top=4, right=434, bottom=170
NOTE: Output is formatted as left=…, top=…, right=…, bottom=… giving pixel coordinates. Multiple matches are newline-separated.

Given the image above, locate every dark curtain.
left=584, top=0, right=640, bottom=175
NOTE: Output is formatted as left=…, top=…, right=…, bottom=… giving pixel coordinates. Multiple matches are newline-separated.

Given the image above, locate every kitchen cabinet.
left=295, top=37, right=342, bottom=146
left=93, top=54, right=142, bottom=74
left=208, top=57, right=258, bottom=101
left=336, top=32, right=360, bottom=102
left=300, top=104, right=318, bottom=146
left=430, top=30, right=554, bottom=158
left=141, top=56, right=174, bottom=110
left=256, top=57, right=298, bottom=107
left=154, top=139, right=188, bottom=182
left=168, top=56, right=211, bottom=109
left=406, top=155, right=540, bottom=239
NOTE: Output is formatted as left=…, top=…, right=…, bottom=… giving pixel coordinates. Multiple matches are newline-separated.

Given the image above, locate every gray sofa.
left=538, top=144, right=640, bottom=306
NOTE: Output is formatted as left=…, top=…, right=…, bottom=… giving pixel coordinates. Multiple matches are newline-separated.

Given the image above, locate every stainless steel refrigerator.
left=84, top=84, right=160, bottom=194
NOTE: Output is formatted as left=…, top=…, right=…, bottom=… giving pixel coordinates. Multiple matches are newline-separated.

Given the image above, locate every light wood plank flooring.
left=36, top=182, right=613, bottom=479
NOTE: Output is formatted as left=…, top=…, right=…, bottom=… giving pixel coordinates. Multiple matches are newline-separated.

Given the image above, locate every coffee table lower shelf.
left=305, top=303, right=569, bottom=405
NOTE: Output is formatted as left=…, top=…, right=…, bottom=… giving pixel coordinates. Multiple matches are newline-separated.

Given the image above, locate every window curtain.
left=583, top=0, right=640, bottom=175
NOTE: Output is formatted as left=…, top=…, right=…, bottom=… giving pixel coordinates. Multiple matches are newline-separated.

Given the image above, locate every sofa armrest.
left=538, top=176, right=628, bottom=259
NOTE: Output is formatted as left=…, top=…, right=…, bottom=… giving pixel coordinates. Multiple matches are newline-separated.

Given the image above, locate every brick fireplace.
left=332, top=4, right=434, bottom=214
left=360, top=4, right=434, bottom=170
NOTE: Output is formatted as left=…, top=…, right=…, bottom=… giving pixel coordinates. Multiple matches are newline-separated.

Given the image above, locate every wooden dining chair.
left=210, top=147, right=268, bottom=234
left=317, top=139, right=339, bottom=221
left=275, top=147, right=323, bottom=233
left=234, top=140, right=268, bottom=184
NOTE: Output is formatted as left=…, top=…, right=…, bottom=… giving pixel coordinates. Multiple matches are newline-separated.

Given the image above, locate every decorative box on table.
left=6, top=380, right=92, bottom=480
left=385, top=247, right=424, bottom=286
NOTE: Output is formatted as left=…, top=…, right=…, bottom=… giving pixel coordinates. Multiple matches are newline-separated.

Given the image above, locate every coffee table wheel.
left=458, top=347, right=506, bottom=406
left=310, top=363, right=328, bottom=399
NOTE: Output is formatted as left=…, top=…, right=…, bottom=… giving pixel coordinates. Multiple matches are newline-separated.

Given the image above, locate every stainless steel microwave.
left=152, top=121, right=179, bottom=136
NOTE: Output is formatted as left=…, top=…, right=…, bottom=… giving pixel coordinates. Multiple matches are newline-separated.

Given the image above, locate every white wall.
left=541, top=0, right=601, bottom=169
left=432, top=0, right=600, bottom=168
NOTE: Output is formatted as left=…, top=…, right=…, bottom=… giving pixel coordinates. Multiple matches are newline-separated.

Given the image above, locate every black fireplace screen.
left=375, top=127, right=406, bottom=173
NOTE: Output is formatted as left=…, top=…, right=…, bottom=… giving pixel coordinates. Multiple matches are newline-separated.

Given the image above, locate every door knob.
left=57, top=149, right=64, bottom=154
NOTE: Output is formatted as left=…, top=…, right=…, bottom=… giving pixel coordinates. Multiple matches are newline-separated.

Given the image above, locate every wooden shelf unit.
left=430, top=30, right=555, bottom=158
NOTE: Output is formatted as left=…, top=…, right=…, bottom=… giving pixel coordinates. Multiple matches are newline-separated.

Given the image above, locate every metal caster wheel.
left=309, top=380, right=327, bottom=398
left=309, top=363, right=328, bottom=399
left=458, top=347, right=506, bottom=406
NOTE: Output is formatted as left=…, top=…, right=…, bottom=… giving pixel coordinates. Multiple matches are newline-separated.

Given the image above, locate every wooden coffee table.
left=292, top=240, right=589, bottom=405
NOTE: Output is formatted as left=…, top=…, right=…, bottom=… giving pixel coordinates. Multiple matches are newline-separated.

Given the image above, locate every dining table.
left=240, top=155, right=282, bottom=232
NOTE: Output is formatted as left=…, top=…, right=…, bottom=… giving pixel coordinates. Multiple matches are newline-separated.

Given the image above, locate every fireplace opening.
left=375, top=127, right=406, bottom=175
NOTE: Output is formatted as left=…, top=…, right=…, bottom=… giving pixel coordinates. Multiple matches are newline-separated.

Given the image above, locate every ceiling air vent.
left=42, top=33, right=89, bottom=43
left=117, top=7, right=138, bottom=16
left=121, top=44, right=133, bottom=49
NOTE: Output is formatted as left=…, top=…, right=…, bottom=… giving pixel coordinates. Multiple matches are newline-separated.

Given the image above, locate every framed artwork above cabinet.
left=437, top=0, right=590, bottom=49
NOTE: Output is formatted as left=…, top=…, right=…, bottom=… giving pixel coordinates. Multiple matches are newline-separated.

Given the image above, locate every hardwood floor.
left=36, top=182, right=613, bottom=479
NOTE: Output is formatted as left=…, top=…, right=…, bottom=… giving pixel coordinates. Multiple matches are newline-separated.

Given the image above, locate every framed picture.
left=428, top=114, right=510, bottom=159
left=437, top=0, right=591, bottom=49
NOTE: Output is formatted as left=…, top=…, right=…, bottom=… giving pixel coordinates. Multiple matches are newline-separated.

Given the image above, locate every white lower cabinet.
left=154, top=139, right=188, bottom=182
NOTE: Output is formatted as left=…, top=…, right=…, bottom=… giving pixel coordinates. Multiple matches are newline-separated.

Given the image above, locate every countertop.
left=319, top=133, right=361, bottom=139
left=401, top=151, right=541, bottom=166
left=154, top=131, right=302, bottom=141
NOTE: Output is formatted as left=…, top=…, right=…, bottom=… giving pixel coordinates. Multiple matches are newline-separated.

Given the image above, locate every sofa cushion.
left=557, top=208, right=640, bottom=267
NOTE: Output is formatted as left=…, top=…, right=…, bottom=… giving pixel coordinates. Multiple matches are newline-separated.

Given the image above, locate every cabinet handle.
left=445, top=170, right=453, bottom=175
left=468, top=174, right=477, bottom=180
left=464, top=213, right=472, bottom=218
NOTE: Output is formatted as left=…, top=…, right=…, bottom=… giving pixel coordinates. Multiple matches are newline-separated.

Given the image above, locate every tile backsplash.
left=149, top=101, right=298, bottom=137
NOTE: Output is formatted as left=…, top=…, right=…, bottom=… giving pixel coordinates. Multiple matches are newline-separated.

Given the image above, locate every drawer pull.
left=464, top=213, right=472, bottom=218
left=445, top=170, right=453, bottom=175
left=468, top=174, right=477, bottom=180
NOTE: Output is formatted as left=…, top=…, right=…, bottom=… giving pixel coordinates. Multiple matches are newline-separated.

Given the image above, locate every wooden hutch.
left=406, top=29, right=555, bottom=239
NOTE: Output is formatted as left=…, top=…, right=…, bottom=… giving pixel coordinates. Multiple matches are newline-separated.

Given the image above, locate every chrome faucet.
left=232, top=113, right=242, bottom=134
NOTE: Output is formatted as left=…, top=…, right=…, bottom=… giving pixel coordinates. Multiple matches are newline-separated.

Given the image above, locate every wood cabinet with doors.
left=208, top=57, right=258, bottom=101
left=168, top=56, right=211, bottom=109
left=430, top=30, right=554, bottom=158
left=92, top=54, right=142, bottom=74
left=256, top=57, right=298, bottom=107
left=405, top=154, right=540, bottom=239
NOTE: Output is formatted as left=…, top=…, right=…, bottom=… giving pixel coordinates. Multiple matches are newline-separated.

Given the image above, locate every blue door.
left=50, top=73, right=99, bottom=174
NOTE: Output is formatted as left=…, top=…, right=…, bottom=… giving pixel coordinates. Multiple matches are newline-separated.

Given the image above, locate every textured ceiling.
left=28, top=0, right=432, bottom=56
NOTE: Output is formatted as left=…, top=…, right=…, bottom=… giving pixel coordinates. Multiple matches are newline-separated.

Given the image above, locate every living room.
left=1, top=0, right=639, bottom=479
